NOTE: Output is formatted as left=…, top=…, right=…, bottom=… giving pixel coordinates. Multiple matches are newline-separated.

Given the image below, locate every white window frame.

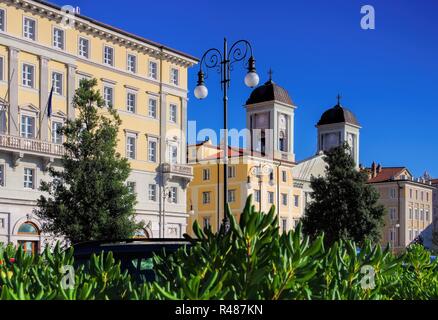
left=268, top=191, right=274, bottom=204
left=23, top=16, right=36, bottom=41
left=78, top=36, right=90, bottom=59
left=148, top=184, right=157, bottom=202
left=168, top=143, right=178, bottom=164
left=202, top=191, right=211, bottom=204
left=389, top=208, right=396, bottom=220
left=227, top=166, right=236, bottom=178
left=390, top=188, right=396, bottom=199
left=0, top=56, right=4, bottom=82
left=148, top=98, right=157, bottom=119
left=170, top=187, right=178, bottom=203
left=254, top=190, right=261, bottom=202
left=51, top=120, right=63, bottom=144
left=148, top=60, right=158, bottom=80
left=23, top=167, right=35, bottom=189
left=127, top=181, right=136, bottom=194
left=282, top=170, right=287, bottom=182
left=127, top=53, right=137, bottom=73
left=294, top=195, right=299, bottom=207
left=281, top=193, right=288, bottom=206
left=22, top=63, right=35, bottom=88
left=228, top=189, right=236, bottom=203
left=103, top=45, right=114, bottom=66
left=282, top=218, right=287, bottom=233
left=148, top=137, right=158, bottom=163
left=203, top=216, right=210, bottom=229
left=126, top=91, right=136, bottom=113
left=202, top=169, right=210, bottom=181
left=126, top=134, right=137, bottom=160
left=0, top=8, right=6, bottom=32
left=20, top=113, right=36, bottom=139
left=169, top=104, right=177, bottom=123
left=170, top=67, right=179, bottom=86
left=51, top=71, right=63, bottom=95
left=52, top=26, right=65, bottom=50
left=103, top=85, right=114, bottom=107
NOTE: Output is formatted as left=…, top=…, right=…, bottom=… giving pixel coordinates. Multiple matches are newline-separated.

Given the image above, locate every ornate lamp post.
left=194, top=38, right=260, bottom=232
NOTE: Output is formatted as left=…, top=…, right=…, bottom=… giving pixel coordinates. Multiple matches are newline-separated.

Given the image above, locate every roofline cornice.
left=9, top=0, right=199, bottom=67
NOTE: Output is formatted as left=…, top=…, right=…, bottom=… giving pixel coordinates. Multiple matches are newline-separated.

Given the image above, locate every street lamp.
left=194, top=38, right=259, bottom=233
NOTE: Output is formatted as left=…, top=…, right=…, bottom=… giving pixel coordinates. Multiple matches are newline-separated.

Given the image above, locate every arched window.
left=134, top=229, right=150, bottom=239
left=18, top=222, right=40, bottom=235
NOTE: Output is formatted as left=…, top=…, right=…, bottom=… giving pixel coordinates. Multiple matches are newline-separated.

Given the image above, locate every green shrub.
left=1, top=196, right=437, bottom=300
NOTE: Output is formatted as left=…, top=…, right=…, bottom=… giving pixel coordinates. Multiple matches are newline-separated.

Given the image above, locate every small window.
left=126, top=136, right=136, bottom=159
left=281, top=218, right=287, bottom=233
left=420, top=210, right=424, bottom=221
left=426, top=210, right=430, bottom=222
left=294, top=195, right=299, bottom=207
left=0, top=218, right=4, bottom=229
left=281, top=193, right=288, bottom=206
left=0, top=9, right=5, bottom=32
left=127, top=92, right=136, bottom=113
left=148, top=98, right=157, bottom=118
left=170, top=187, right=178, bottom=203
left=148, top=184, right=157, bottom=202
left=389, top=208, right=396, bottom=220
left=228, top=189, right=236, bottom=203
left=282, top=170, right=287, bottom=182
left=409, top=229, right=413, bottom=241
left=23, top=17, right=36, bottom=40
left=0, top=164, right=4, bottom=187
left=390, top=188, right=396, bottom=199
left=268, top=191, right=274, bottom=204
left=103, top=46, right=114, bottom=66
left=52, top=72, right=63, bottom=95
left=148, top=139, right=157, bottom=162
left=52, top=121, right=63, bottom=144
left=53, top=27, right=64, bottom=50
left=0, top=56, right=3, bottom=81
left=202, top=192, right=211, bottom=204
left=203, top=169, right=210, bottom=181
left=409, top=207, right=413, bottom=220
left=22, top=64, right=35, bottom=88
left=169, top=104, right=177, bottom=123
left=170, top=68, right=179, bottom=85
left=421, top=191, right=424, bottom=201
left=169, top=145, right=178, bottom=164
left=103, top=86, right=113, bottom=107
left=23, top=168, right=34, bottom=189
left=21, top=115, right=35, bottom=138
left=78, top=37, right=89, bottom=58
left=127, top=181, right=136, bottom=194
left=227, top=166, right=236, bottom=178
left=203, top=217, right=210, bottom=229
left=254, top=190, right=261, bottom=202
left=127, top=54, right=137, bottom=73
left=415, top=208, right=419, bottom=220
left=149, top=61, right=158, bottom=79
left=409, top=189, right=413, bottom=199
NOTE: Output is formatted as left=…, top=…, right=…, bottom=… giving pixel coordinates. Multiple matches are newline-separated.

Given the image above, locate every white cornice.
left=8, top=0, right=198, bottom=67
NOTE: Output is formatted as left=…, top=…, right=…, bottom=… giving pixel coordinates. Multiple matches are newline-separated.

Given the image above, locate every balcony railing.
left=162, top=163, right=193, bottom=177
left=0, top=134, right=65, bottom=157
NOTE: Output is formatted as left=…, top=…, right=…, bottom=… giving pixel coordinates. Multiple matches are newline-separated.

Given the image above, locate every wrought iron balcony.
left=0, top=134, right=65, bottom=157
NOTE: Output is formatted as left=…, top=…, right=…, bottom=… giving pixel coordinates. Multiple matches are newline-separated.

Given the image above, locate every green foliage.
left=302, top=143, right=386, bottom=246
left=35, top=78, right=141, bottom=244
left=2, top=197, right=437, bottom=300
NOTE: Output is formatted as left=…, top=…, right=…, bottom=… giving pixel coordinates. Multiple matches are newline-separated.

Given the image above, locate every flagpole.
left=40, top=83, right=54, bottom=140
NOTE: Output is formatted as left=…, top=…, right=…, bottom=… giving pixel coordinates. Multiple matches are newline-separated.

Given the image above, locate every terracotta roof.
left=246, top=80, right=294, bottom=105
left=317, top=104, right=360, bottom=126
left=431, top=179, right=438, bottom=185
left=367, top=167, right=406, bottom=183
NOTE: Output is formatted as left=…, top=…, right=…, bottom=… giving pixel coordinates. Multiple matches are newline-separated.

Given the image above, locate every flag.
left=47, top=85, right=54, bottom=118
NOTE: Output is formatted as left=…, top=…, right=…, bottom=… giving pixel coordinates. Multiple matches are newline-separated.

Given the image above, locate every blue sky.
left=52, top=0, right=438, bottom=178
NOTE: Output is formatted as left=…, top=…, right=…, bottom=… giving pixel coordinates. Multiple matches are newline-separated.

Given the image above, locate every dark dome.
left=246, top=80, right=294, bottom=106
left=317, top=104, right=360, bottom=126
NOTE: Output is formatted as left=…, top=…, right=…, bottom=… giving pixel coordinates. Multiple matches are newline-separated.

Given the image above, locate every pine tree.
left=302, top=143, right=385, bottom=246
left=35, top=78, right=141, bottom=244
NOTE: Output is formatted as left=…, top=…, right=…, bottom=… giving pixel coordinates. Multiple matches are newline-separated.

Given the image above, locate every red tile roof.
left=431, top=179, right=438, bottom=185
left=367, top=167, right=406, bottom=183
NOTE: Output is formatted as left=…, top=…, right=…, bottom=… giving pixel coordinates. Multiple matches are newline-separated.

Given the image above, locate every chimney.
left=371, top=162, right=377, bottom=178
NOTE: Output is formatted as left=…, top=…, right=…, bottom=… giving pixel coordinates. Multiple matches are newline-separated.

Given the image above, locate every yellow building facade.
left=0, top=0, right=197, bottom=252
left=187, top=78, right=302, bottom=235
